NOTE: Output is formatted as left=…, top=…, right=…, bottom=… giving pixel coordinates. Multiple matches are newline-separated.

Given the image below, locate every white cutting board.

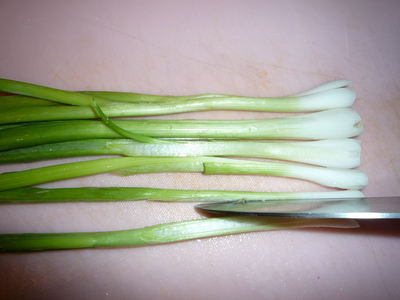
left=0, top=0, right=399, bottom=299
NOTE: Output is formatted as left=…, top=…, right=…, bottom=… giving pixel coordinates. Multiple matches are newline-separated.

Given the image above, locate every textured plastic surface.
left=0, top=0, right=399, bottom=299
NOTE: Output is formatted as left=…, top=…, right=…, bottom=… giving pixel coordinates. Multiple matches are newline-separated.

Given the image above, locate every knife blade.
left=196, top=197, right=400, bottom=219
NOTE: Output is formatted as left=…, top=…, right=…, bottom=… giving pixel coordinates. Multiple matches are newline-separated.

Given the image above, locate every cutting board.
left=0, top=0, right=399, bottom=299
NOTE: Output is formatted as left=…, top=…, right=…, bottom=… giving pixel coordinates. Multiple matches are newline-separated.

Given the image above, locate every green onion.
left=0, top=78, right=368, bottom=252
left=0, top=78, right=350, bottom=103
left=0, top=78, right=112, bottom=106
left=0, top=216, right=359, bottom=252
left=0, top=108, right=363, bottom=151
left=0, top=95, right=63, bottom=108
left=0, top=187, right=364, bottom=204
left=0, top=156, right=368, bottom=191
left=0, top=88, right=356, bottom=124
left=83, top=79, right=352, bottom=102
left=0, top=78, right=356, bottom=124
left=0, top=139, right=361, bottom=168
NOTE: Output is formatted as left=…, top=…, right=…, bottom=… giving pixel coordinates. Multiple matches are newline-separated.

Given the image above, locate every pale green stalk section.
left=0, top=108, right=363, bottom=151
left=0, top=216, right=359, bottom=252
left=80, top=91, right=229, bottom=103
left=0, top=78, right=112, bottom=106
left=108, top=139, right=361, bottom=168
left=202, top=160, right=368, bottom=190
left=0, top=88, right=355, bottom=124
left=0, top=187, right=364, bottom=204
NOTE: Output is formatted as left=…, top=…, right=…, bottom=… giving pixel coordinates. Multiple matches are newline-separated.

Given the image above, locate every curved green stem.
left=92, top=100, right=168, bottom=144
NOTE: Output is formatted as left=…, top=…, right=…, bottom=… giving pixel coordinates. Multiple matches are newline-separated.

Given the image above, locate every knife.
left=196, top=197, right=400, bottom=219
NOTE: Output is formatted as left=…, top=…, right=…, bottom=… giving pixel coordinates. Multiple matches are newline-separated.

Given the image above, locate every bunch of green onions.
left=0, top=78, right=367, bottom=252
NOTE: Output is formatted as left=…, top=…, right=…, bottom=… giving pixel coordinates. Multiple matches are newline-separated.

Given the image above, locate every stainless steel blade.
left=196, top=197, right=400, bottom=219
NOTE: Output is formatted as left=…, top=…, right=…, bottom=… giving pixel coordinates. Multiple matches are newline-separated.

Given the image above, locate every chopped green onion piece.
left=0, top=108, right=363, bottom=151
left=0, top=216, right=359, bottom=252
left=0, top=187, right=364, bottom=204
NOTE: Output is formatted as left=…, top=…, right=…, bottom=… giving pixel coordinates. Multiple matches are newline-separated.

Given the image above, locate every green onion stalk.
left=0, top=78, right=355, bottom=124
left=1, top=78, right=351, bottom=105
left=0, top=187, right=364, bottom=204
left=0, top=108, right=363, bottom=151
left=0, top=216, right=359, bottom=252
left=0, top=78, right=112, bottom=106
left=0, top=95, right=63, bottom=108
left=0, top=87, right=355, bottom=124
left=0, top=138, right=361, bottom=168
left=0, top=156, right=368, bottom=192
